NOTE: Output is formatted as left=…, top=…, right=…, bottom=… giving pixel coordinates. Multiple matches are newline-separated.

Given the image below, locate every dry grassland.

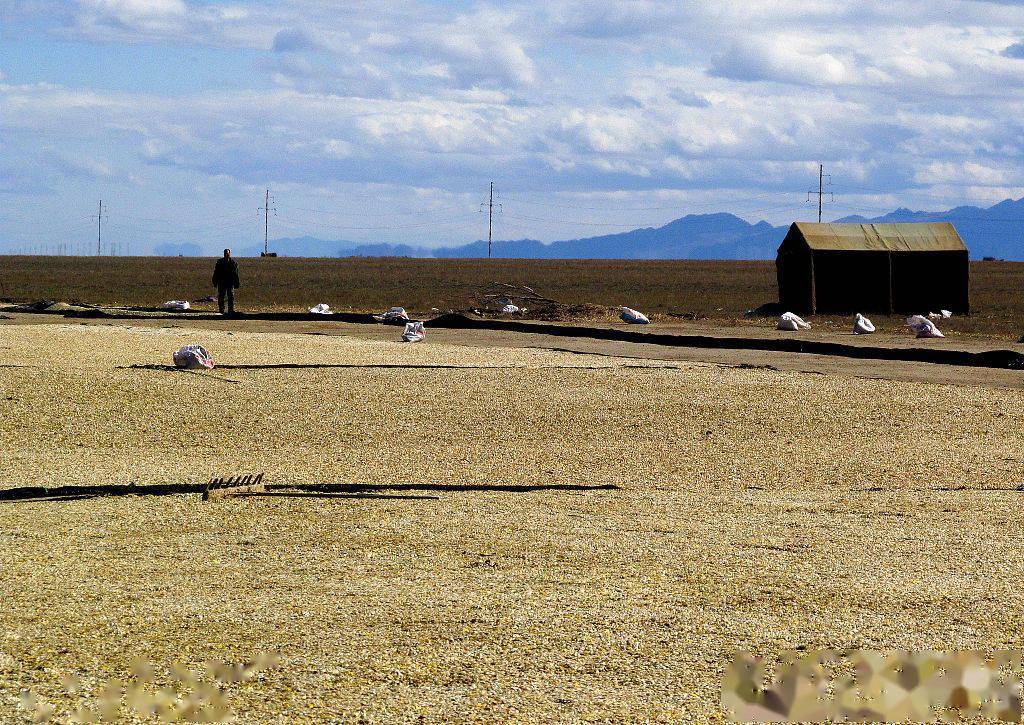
left=1, top=321, right=1023, bottom=722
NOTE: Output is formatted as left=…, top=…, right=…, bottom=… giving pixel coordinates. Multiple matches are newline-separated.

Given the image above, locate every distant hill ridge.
left=249, top=197, right=1024, bottom=260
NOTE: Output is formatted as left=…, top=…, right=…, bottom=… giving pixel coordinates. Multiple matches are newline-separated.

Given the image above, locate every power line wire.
left=281, top=204, right=468, bottom=218
left=272, top=212, right=480, bottom=232
left=499, top=191, right=782, bottom=212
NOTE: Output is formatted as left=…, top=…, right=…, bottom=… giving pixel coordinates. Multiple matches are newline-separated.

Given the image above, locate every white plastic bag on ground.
left=853, top=313, right=876, bottom=335
left=501, top=304, right=521, bottom=314
left=163, top=300, right=190, bottom=311
left=620, top=307, right=650, bottom=324
left=906, top=315, right=945, bottom=338
left=402, top=321, right=425, bottom=342
left=777, top=312, right=810, bottom=331
left=308, top=303, right=332, bottom=315
left=172, top=345, right=214, bottom=369
left=375, top=306, right=409, bottom=321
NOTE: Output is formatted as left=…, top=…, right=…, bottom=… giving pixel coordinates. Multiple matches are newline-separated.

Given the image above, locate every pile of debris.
left=5, top=299, right=99, bottom=314
left=468, top=283, right=608, bottom=321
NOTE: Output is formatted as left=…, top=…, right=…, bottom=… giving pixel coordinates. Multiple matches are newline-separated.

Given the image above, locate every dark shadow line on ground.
left=122, top=363, right=527, bottom=371
left=427, top=314, right=1024, bottom=371
left=235, top=492, right=439, bottom=500
left=933, top=485, right=1024, bottom=491
left=270, top=483, right=621, bottom=494
left=9, top=494, right=98, bottom=503
left=0, top=483, right=206, bottom=501
left=0, top=482, right=618, bottom=502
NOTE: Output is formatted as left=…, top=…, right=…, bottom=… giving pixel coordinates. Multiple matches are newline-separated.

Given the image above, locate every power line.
left=281, top=204, right=467, bottom=218
left=272, top=212, right=480, bottom=232
left=501, top=212, right=649, bottom=227
left=104, top=220, right=255, bottom=235
left=494, top=198, right=808, bottom=230
left=498, top=191, right=782, bottom=212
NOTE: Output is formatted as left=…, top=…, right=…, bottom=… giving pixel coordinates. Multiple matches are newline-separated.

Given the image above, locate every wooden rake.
left=202, top=473, right=265, bottom=501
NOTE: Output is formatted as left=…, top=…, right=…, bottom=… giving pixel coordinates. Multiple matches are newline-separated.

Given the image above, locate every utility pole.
left=480, top=181, right=501, bottom=258
left=96, top=200, right=103, bottom=255
left=806, top=164, right=833, bottom=222
left=259, top=189, right=276, bottom=256
left=817, top=165, right=823, bottom=222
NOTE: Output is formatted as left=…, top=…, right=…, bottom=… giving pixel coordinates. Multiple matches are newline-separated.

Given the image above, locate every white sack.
left=402, top=321, right=426, bottom=342
left=383, top=306, right=409, bottom=320
left=853, top=313, right=876, bottom=335
left=172, top=345, right=214, bottom=369
left=620, top=307, right=650, bottom=324
left=163, top=300, right=190, bottom=311
left=501, top=304, right=521, bottom=314
left=906, top=315, right=945, bottom=338
left=777, top=312, right=810, bottom=331
left=308, top=303, right=332, bottom=315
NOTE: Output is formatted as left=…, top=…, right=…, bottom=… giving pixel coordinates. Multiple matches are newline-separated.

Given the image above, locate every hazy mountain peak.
left=233, top=197, right=1024, bottom=261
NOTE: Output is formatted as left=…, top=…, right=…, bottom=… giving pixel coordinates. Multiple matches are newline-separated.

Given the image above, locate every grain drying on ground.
left=1, top=321, right=1023, bottom=722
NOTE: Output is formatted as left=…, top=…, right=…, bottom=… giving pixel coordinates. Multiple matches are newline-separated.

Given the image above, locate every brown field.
left=0, top=256, right=775, bottom=315
left=2, top=255, right=1023, bottom=338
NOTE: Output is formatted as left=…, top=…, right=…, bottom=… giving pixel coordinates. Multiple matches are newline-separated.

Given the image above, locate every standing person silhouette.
left=212, top=248, right=240, bottom=315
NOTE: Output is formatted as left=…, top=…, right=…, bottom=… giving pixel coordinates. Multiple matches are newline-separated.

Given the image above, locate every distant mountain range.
left=176, top=197, right=1024, bottom=260
left=2, top=199, right=1020, bottom=259
left=246, top=214, right=785, bottom=260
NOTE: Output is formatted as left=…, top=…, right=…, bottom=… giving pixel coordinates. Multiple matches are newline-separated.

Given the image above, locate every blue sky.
left=2, top=0, right=1024, bottom=254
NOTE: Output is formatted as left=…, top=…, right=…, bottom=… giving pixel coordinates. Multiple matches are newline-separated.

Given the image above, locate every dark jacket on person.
left=212, top=257, right=240, bottom=289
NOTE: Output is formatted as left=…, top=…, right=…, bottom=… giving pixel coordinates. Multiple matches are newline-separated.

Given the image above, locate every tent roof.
left=788, top=222, right=967, bottom=252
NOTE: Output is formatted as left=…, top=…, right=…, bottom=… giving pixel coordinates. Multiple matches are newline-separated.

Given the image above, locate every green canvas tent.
left=776, top=222, right=969, bottom=315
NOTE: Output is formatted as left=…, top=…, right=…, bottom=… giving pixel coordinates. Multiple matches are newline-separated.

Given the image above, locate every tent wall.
left=776, top=243, right=813, bottom=314
left=811, top=251, right=893, bottom=314
left=890, top=250, right=969, bottom=314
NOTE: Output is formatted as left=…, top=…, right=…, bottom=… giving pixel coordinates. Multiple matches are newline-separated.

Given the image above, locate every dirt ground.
left=1, top=318, right=1023, bottom=722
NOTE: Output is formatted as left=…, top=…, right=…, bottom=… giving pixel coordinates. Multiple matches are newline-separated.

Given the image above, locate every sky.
left=3, top=0, right=1024, bottom=254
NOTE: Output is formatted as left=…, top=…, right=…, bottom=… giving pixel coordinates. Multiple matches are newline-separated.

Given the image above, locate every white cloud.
left=76, top=0, right=186, bottom=34
left=5, top=0, right=1024, bottom=248
left=366, top=7, right=537, bottom=89
left=709, top=38, right=853, bottom=86
left=85, top=0, right=185, bottom=16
